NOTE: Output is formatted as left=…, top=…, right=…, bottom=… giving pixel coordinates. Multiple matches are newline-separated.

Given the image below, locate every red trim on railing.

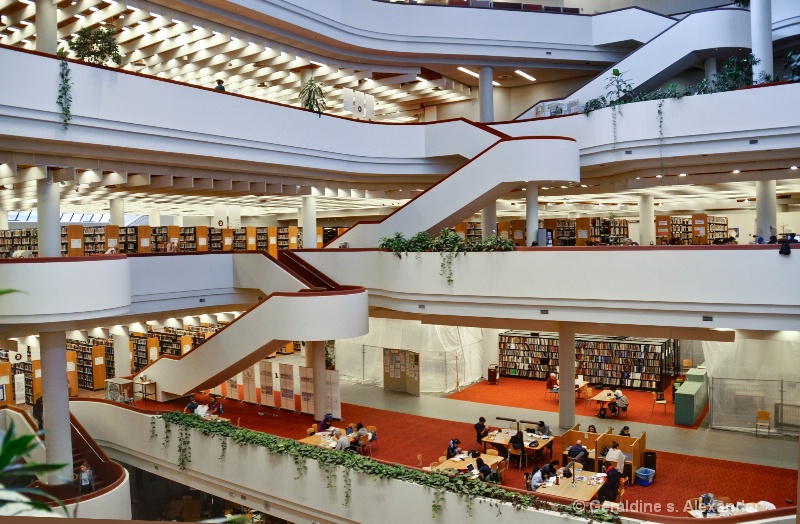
left=278, top=250, right=340, bottom=290
left=301, top=244, right=786, bottom=252
left=0, top=255, right=125, bottom=264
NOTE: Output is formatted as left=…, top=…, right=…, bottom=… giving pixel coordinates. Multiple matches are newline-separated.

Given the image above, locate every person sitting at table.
left=475, top=457, right=493, bottom=481
left=509, top=430, right=525, bottom=451
left=545, top=373, right=559, bottom=392
left=567, top=440, right=589, bottom=466
left=605, top=441, right=626, bottom=474
left=333, top=429, right=351, bottom=451
left=318, top=413, right=334, bottom=433
left=540, top=460, right=559, bottom=477
left=446, top=438, right=462, bottom=459
left=609, top=390, right=629, bottom=416
left=184, top=396, right=199, bottom=414
left=535, top=420, right=551, bottom=437
left=207, top=397, right=222, bottom=416
left=529, top=466, right=550, bottom=491
left=475, top=417, right=490, bottom=444
left=597, top=461, right=622, bottom=504
left=618, top=426, right=631, bottom=437
left=587, top=425, right=598, bottom=433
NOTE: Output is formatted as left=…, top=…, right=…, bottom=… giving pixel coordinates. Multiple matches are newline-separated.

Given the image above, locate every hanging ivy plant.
left=299, top=77, right=327, bottom=117
left=68, top=26, right=122, bottom=65
left=218, top=437, right=228, bottom=460
left=162, top=419, right=172, bottom=450
left=149, top=416, right=158, bottom=442
left=177, top=425, right=192, bottom=471
left=56, top=48, right=72, bottom=129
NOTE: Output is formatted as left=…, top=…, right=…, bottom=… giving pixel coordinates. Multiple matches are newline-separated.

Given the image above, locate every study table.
left=432, top=452, right=504, bottom=473
left=482, top=429, right=553, bottom=466
left=536, top=473, right=605, bottom=502
left=590, top=390, right=618, bottom=416
left=299, top=430, right=355, bottom=449
left=135, top=379, right=157, bottom=403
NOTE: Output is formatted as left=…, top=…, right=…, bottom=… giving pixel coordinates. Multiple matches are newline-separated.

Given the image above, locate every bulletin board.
left=299, top=366, right=314, bottom=414
left=383, top=348, right=420, bottom=397
left=280, top=363, right=295, bottom=410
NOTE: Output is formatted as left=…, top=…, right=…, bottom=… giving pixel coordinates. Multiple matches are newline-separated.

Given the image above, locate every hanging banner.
left=242, top=366, right=257, bottom=403
left=213, top=204, right=227, bottom=228
left=354, top=90, right=366, bottom=119
left=325, top=369, right=341, bottom=419
left=299, top=366, right=314, bottom=414
left=226, top=375, right=239, bottom=400
left=259, top=360, right=275, bottom=407
left=13, top=373, right=25, bottom=405
left=365, top=93, right=375, bottom=120
left=280, top=363, right=294, bottom=410
left=342, top=87, right=354, bottom=113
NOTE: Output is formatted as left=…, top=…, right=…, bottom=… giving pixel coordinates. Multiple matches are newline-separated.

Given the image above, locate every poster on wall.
left=299, top=366, right=314, bottom=414
left=13, top=374, right=25, bottom=405
left=242, top=366, right=257, bottom=404
left=259, top=360, right=275, bottom=407
left=280, top=363, right=295, bottom=410
left=325, top=370, right=341, bottom=420
left=226, top=376, right=239, bottom=400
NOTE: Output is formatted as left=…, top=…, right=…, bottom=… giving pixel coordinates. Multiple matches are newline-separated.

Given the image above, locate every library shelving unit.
left=276, top=226, right=299, bottom=251
left=454, top=222, right=482, bottom=242
left=322, top=227, right=339, bottom=246
left=232, top=227, right=258, bottom=251
left=66, top=351, right=78, bottom=396
left=118, top=226, right=152, bottom=254
left=655, top=216, right=692, bottom=245
left=67, top=339, right=106, bottom=390
left=83, top=225, right=119, bottom=255
left=11, top=360, right=41, bottom=405
left=60, top=225, right=84, bottom=256
left=131, top=334, right=159, bottom=373
left=510, top=219, right=527, bottom=246
left=591, top=218, right=628, bottom=245
left=149, top=331, right=194, bottom=357
left=255, top=227, right=271, bottom=251
left=498, top=330, right=674, bottom=391
left=0, top=228, right=39, bottom=257
left=208, top=228, right=234, bottom=251
left=152, top=225, right=180, bottom=252
left=542, top=219, right=577, bottom=246
left=497, top=221, right=512, bottom=241
left=692, top=214, right=728, bottom=244
left=164, top=327, right=208, bottom=351
left=0, top=361, right=10, bottom=406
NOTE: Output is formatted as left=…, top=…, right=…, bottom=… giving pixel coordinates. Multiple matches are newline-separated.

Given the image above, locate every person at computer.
left=609, top=390, right=629, bottom=416
left=568, top=440, right=589, bottom=467
left=446, top=438, right=462, bottom=459
left=475, top=457, right=493, bottom=481
left=475, top=416, right=490, bottom=445
left=596, top=460, right=622, bottom=504
left=545, top=373, right=559, bottom=392
left=534, top=420, right=551, bottom=437
left=605, top=441, right=626, bottom=474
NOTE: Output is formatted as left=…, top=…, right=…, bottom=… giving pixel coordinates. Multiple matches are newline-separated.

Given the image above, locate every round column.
left=755, top=180, right=777, bottom=239
left=110, top=198, right=124, bottom=227
left=0, top=210, right=8, bottom=231
left=479, top=66, right=494, bottom=123
left=558, top=324, right=576, bottom=429
left=750, top=0, right=773, bottom=80
left=311, top=341, right=327, bottom=421
left=704, top=57, right=717, bottom=83
left=304, top=341, right=313, bottom=369
left=35, top=0, right=57, bottom=54
left=481, top=329, right=500, bottom=377
left=39, top=331, right=73, bottom=483
left=481, top=203, right=497, bottom=240
left=149, top=210, right=161, bottom=228
left=301, top=195, right=317, bottom=248
left=111, top=326, right=131, bottom=377
left=36, top=176, right=60, bottom=258
left=525, top=183, right=539, bottom=246
left=639, top=194, right=655, bottom=246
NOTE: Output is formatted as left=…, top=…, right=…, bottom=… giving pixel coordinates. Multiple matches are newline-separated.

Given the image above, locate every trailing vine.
left=162, top=419, right=172, bottom=450
left=56, top=49, right=72, bottom=129
left=657, top=99, right=665, bottom=177
left=149, top=416, right=157, bottom=442
left=218, top=437, right=228, bottom=460
left=158, top=412, right=619, bottom=522
left=177, top=425, right=192, bottom=471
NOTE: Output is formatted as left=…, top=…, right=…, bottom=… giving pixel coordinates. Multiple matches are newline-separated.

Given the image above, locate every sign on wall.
left=259, top=360, right=275, bottom=408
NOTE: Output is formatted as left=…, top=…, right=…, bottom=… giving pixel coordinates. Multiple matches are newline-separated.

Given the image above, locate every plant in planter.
left=68, top=26, right=122, bottom=65
left=299, top=77, right=327, bottom=117
left=431, top=228, right=467, bottom=285
left=324, top=340, right=336, bottom=370
left=378, top=232, right=409, bottom=258
left=407, top=231, right=434, bottom=257
left=55, top=48, right=72, bottom=129
left=784, top=50, right=800, bottom=82
left=469, top=234, right=516, bottom=252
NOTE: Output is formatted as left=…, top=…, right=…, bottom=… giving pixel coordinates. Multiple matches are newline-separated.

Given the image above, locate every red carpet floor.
left=446, top=377, right=708, bottom=429
left=136, top=392, right=795, bottom=515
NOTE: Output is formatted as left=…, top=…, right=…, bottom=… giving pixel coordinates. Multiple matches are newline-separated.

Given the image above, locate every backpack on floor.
left=598, top=407, right=607, bottom=419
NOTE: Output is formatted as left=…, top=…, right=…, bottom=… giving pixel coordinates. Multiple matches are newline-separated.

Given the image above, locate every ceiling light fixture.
left=309, top=60, right=326, bottom=67
left=457, top=66, right=480, bottom=78
left=580, top=184, right=587, bottom=188
left=492, top=81, right=501, bottom=86
left=515, top=70, right=536, bottom=82
left=732, top=169, right=740, bottom=174
left=656, top=174, right=662, bottom=178
left=791, top=166, right=798, bottom=170
left=679, top=173, right=687, bottom=176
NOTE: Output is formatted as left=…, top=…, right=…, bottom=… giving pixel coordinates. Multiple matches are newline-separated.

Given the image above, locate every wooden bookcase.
left=498, top=330, right=673, bottom=391
left=255, top=227, right=270, bottom=252
left=196, top=226, right=209, bottom=251
left=137, top=225, right=153, bottom=253
left=68, top=340, right=106, bottom=391
left=61, top=225, right=84, bottom=257
left=131, top=334, right=151, bottom=373
left=66, top=350, right=78, bottom=396
left=322, top=227, right=339, bottom=246
left=590, top=218, right=628, bottom=245
left=0, top=362, right=11, bottom=406
left=118, top=227, right=137, bottom=254
left=0, top=228, right=39, bottom=257
left=11, top=360, right=41, bottom=405
left=179, top=227, right=197, bottom=251
left=497, top=221, right=512, bottom=240
left=692, top=214, right=728, bottom=244
left=149, top=331, right=193, bottom=357
left=208, top=228, right=223, bottom=251
left=152, top=225, right=180, bottom=252
left=276, top=226, right=299, bottom=251
left=221, top=228, right=234, bottom=251
left=655, top=216, right=692, bottom=245
left=575, top=217, right=591, bottom=246
left=84, top=225, right=120, bottom=255
left=510, top=220, right=527, bottom=246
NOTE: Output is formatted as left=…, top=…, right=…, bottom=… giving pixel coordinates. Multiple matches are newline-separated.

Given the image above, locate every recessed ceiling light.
left=636, top=177, right=640, bottom=180
left=580, top=184, right=587, bottom=188
left=457, top=66, right=480, bottom=78
left=658, top=202, right=664, bottom=206
left=679, top=173, right=687, bottom=177
left=310, top=60, right=326, bottom=67
left=744, top=198, right=749, bottom=202
left=542, top=187, right=549, bottom=190
left=515, top=70, right=536, bottom=82
left=656, top=174, right=663, bottom=178
left=791, top=166, right=798, bottom=170
left=560, top=185, right=567, bottom=189
left=732, top=169, right=740, bottom=174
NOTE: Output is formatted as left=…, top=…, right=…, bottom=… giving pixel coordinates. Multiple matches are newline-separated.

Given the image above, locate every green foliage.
left=712, top=54, right=760, bottom=92
left=299, top=77, right=327, bottom=117
left=378, top=232, right=408, bottom=258
left=430, top=228, right=467, bottom=286
left=0, top=421, right=68, bottom=514
left=784, top=50, right=800, bottom=82
left=177, top=425, right=192, bottom=471
left=468, top=234, right=516, bottom=252
left=582, top=96, right=607, bottom=115
left=149, top=416, right=157, bottom=442
left=68, top=26, right=122, bottom=65
left=56, top=49, right=72, bottom=130
left=158, top=412, right=618, bottom=521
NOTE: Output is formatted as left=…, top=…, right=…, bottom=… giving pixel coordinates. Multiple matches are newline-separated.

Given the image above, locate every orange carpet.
left=136, top=392, right=795, bottom=515
left=447, top=377, right=708, bottom=429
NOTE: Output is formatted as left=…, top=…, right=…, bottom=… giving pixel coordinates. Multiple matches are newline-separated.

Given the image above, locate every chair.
left=652, top=391, right=667, bottom=413
left=602, top=478, right=626, bottom=510
left=583, top=387, right=594, bottom=411
left=716, top=496, right=732, bottom=505
left=366, top=425, right=379, bottom=450
left=438, top=456, right=447, bottom=464
left=306, top=427, right=315, bottom=436
left=357, top=433, right=372, bottom=457
left=508, top=446, right=526, bottom=470
left=428, top=461, right=439, bottom=470
left=417, top=454, right=423, bottom=467
left=682, top=359, right=693, bottom=373
left=485, top=448, right=499, bottom=456
left=756, top=410, right=771, bottom=437
left=495, top=459, right=507, bottom=484
left=545, top=386, right=559, bottom=401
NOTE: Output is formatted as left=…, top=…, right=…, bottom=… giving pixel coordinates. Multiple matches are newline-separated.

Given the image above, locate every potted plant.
left=299, top=77, right=327, bottom=117
left=69, top=26, right=122, bottom=65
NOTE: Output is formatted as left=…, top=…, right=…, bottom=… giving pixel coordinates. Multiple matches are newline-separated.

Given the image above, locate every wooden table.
left=686, top=503, right=765, bottom=518
left=299, top=431, right=355, bottom=449
left=135, top=380, right=157, bottom=403
left=432, top=452, right=504, bottom=473
left=590, top=390, right=617, bottom=416
left=482, top=430, right=554, bottom=466
left=536, top=475, right=605, bottom=502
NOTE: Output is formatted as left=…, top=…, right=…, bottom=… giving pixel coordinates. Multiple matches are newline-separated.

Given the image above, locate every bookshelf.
left=655, top=216, right=692, bottom=245
left=542, top=219, right=577, bottom=246
left=208, top=228, right=223, bottom=251
left=0, top=362, right=10, bottom=406
left=498, top=331, right=673, bottom=391
left=131, top=334, right=152, bottom=373
left=590, top=218, right=628, bottom=245
left=149, top=331, right=194, bottom=357
left=497, top=221, right=511, bottom=241
left=68, top=340, right=106, bottom=390
left=152, top=225, right=180, bottom=252
left=692, top=214, right=728, bottom=244
left=232, top=227, right=257, bottom=251
left=66, top=351, right=78, bottom=396
left=11, top=360, right=41, bottom=405
left=256, top=227, right=270, bottom=252
left=454, top=222, right=482, bottom=242
left=61, top=225, right=84, bottom=256
left=510, top=220, right=527, bottom=246
left=118, top=227, right=138, bottom=254
left=0, top=228, right=39, bottom=257
left=322, top=227, right=339, bottom=246
left=83, top=225, right=120, bottom=255
left=179, top=227, right=197, bottom=252
left=276, top=226, right=299, bottom=251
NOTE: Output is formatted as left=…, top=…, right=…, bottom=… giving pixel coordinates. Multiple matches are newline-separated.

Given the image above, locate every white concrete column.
left=311, top=341, right=327, bottom=421
left=39, top=331, right=73, bottom=483
left=481, top=203, right=497, bottom=240
left=35, top=0, right=57, bottom=54
left=525, top=183, right=539, bottom=246
left=109, top=198, right=124, bottom=227
left=750, top=0, right=773, bottom=80
left=110, top=326, right=131, bottom=377
left=149, top=210, right=161, bottom=228
left=481, top=328, right=501, bottom=377
left=0, top=211, right=8, bottom=231
left=756, top=180, right=777, bottom=239
left=704, top=57, right=717, bottom=83
left=301, top=195, right=317, bottom=248
left=304, top=341, right=313, bottom=369
left=36, top=175, right=61, bottom=258
left=558, top=324, right=576, bottom=429
left=638, top=194, right=655, bottom=246
left=479, top=66, right=494, bottom=123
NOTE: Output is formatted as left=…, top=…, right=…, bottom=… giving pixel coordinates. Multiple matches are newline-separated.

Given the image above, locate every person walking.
left=32, top=396, right=44, bottom=431
left=76, top=461, right=95, bottom=495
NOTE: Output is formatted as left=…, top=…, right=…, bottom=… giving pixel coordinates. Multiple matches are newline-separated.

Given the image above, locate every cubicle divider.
left=560, top=423, right=603, bottom=473
left=596, top=431, right=646, bottom=484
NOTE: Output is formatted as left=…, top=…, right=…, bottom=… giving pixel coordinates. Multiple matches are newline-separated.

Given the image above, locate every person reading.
left=446, top=438, right=462, bottom=459
left=545, top=373, right=559, bottom=392
left=529, top=467, right=550, bottom=490
left=333, top=429, right=351, bottom=451
left=475, top=417, right=490, bottom=444
left=568, top=440, right=588, bottom=467
left=534, top=420, right=551, bottom=437
left=475, top=457, right=493, bottom=481
left=605, top=441, right=625, bottom=473
left=609, top=390, right=629, bottom=416
left=618, top=426, right=631, bottom=437
left=596, top=460, right=621, bottom=503
left=318, top=413, right=333, bottom=432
